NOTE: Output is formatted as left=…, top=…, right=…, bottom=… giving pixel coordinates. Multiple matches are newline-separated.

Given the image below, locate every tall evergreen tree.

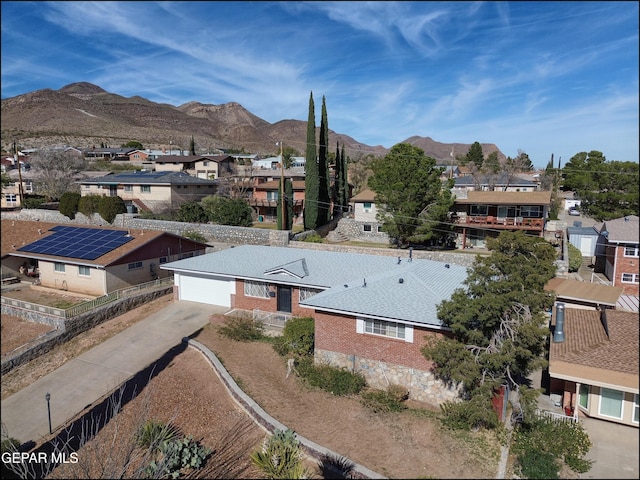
left=189, top=135, right=196, bottom=155
left=318, top=95, right=331, bottom=223
left=340, top=143, right=349, bottom=211
left=285, top=177, right=294, bottom=230
left=303, top=92, right=318, bottom=230
left=332, top=142, right=342, bottom=216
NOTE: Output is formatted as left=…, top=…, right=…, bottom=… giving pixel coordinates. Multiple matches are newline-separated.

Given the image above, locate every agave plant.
left=249, top=429, right=312, bottom=479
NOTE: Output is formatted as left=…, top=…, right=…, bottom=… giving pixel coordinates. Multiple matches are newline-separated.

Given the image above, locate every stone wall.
left=332, top=217, right=389, bottom=244
left=1, top=289, right=171, bottom=375
left=315, top=349, right=459, bottom=405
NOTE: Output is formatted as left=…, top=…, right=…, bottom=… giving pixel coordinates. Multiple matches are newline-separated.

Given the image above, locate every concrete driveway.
left=1, top=300, right=223, bottom=446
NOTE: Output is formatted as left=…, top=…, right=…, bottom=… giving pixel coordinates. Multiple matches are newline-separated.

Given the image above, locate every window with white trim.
left=634, top=394, right=639, bottom=424
left=128, top=261, right=143, bottom=270
left=124, top=185, right=133, bottom=192
left=470, top=205, right=488, bottom=216
left=244, top=280, right=270, bottom=298
left=363, top=224, right=372, bottom=232
left=140, top=185, right=151, bottom=193
left=266, top=191, right=279, bottom=201
left=358, top=318, right=413, bottom=342
left=621, top=273, right=639, bottom=283
left=159, top=256, right=168, bottom=264
left=78, top=265, right=90, bottom=276
left=599, top=387, right=624, bottom=419
left=54, top=262, right=65, bottom=273
left=520, top=205, right=542, bottom=217
left=299, top=287, right=322, bottom=302
left=624, top=244, right=639, bottom=257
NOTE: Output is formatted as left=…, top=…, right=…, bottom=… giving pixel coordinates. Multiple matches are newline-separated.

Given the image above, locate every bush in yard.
left=296, top=357, right=367, bottom=396
left=567, top=242, right=583, bottom=272
left=134, top=419, right=180, bottom=451
left=59, top=191, right=81, bottom=219
left=439, top=393, right=500, bottom=431
left=98, top=195, right=126, bottom=223
left=145, top=435, right=211, bottom=478
left=302, top=233, right=323, bottom=243
left=272, top=316, right=314, bottom=357
left=360, top=384, right=409, bottom=413
left=218, top=315, right=264, bottom=342
left=249, top=429, right=311, bottom=480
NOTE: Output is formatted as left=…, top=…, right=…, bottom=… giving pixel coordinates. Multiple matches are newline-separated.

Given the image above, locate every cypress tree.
left=189, top=135, right=196, bottom=155
left=340, top=143, right=349, bottom=212
left=333, top=141, right=341, bottom=216
left=318, top=96, right=331, bottom=223
left=285, top=177, right=294, bottom=230
left=303, top=92, right=318, bottom=230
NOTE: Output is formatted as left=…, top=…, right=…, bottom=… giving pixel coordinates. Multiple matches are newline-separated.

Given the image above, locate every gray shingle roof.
left=602, top=215, right=639, bottom=243
left=81, top=171, right=217, bottom=185
left=161, top=245, right=468, bottom=327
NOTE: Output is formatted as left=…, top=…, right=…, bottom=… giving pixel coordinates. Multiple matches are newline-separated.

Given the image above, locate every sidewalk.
left=1, top=300, right=222, bottom=446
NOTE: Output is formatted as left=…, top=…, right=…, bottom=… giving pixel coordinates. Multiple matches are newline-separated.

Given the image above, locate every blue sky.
left=1, top=1, right=638, bottom=168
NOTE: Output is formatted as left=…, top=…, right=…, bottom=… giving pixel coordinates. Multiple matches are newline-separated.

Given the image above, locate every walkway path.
left=1, top=301, right=221, bottom=446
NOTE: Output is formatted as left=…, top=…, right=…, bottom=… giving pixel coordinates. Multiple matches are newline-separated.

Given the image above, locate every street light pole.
left=45, top=392, right=52, bottom=434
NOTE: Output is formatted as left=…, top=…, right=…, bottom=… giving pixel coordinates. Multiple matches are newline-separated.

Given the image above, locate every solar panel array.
left=17, top=225, right=134, bottom=260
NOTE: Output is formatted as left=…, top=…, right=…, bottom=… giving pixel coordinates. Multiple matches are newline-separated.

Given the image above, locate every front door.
left=277, top=285, right=292, bottom=313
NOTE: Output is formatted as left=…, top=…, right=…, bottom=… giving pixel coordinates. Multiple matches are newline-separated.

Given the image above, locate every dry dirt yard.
left=2, top=295, right=500, bottom=479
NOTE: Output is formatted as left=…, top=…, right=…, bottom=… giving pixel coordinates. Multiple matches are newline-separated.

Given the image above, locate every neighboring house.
left=160, top=245, right=468, bottom=405
left=548, top=305, right=638, bottom=427
left=452, top=190, right=551, bottom=248
left=544, top=277, right=623, bottom=311
left=596, top=215, right=639, bottom=297
left=348, top=188, right=387, bottom=241
left=1, top=220, right=209, bottom=296
left=567, top=225, right=600, bottom=257
left=154, top=155, right=234, bottom=179
left=1, top=167, right=35, bottom=210
left=82, top=147, right=135, bottom=161
left=78, top=170, right=217, bottom=213
left=248, top=179, right=305, bottom=223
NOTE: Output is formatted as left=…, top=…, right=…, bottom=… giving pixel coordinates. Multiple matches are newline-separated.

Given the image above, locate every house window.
left=634, top=394, right=639, bottom=424
left=363, top=202, right=372, bottom=212
left=299, top=287, right=322, bottom=302
left=4, top=194, right=17, bottom=204
left=128, top=261, right=143, bottom=270
left=54, top=262, right=65, bottom=273
left=140, top=185, right=151, bottom=193
left=599, top=388, right=624, bottom=419
left=357, top=318, right=413, bottom=342
left=124, top=185, right=133, bottom=192
left=202, top=160, right=209, bottom=166
left=624, top=244, right=639, bottom=257
left=159, top=256, right=168, bottom=264
left=244, top=280, right=270, bottom=298
left=520, top=205, right=542, bottom=217
left=579, top=384, right=590, bottom=409
left=470, top=205, right=488, bottom=216
left=363, top=224, right=372, bottom=232
left=78, top=266, right=90, bottom=277
left=622, top=273, right=639, bottom=283
left=267, top=191, right=279, bottom=201
left=377, top=225, right=383, bottom=233
left=180, top=252, right=194, bottom=259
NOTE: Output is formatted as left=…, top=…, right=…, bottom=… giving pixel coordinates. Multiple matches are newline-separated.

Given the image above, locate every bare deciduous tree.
left=29, top=149, right=87, bottom=201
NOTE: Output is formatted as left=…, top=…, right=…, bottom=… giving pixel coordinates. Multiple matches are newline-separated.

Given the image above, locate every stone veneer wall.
left=332, top=218, right=389, bottom=244
left=315, top=349, right=460, bottom=405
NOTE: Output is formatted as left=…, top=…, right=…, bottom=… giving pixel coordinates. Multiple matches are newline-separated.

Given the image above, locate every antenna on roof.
left=397, top=256, right=401, bottom=265
left=409, top=247, right=413, bottom=262
left=363, top=278, right=367, bottom=288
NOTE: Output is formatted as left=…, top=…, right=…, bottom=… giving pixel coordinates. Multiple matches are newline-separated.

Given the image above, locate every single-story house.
left=1, top=220, right=210, bottom=296
left=160, top=245, right=469, bottom=404
left=548, top=304, right=638, bottom=427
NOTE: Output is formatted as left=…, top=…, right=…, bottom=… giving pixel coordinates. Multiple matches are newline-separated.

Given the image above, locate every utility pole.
left=279, top=140, right=287, bottom=230
left=15, top=141, right=25, bottom=208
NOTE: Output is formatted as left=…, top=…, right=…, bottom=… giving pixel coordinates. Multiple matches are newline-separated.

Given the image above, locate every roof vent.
left=363, top=278, right=367, bottom=288
left=553, top=303, right=566, bottom=343
left=399, top=278, right=404, bottom=284
left=397, top=256, right=401, bottom=265
left=445, top=264, right=450, bottom=268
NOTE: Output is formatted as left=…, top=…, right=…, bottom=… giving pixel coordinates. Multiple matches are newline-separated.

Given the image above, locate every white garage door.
left=177, top=273, right=233, bottom=307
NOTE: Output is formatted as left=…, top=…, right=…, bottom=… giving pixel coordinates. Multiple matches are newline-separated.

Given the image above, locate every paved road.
left=1, top=300, right=223, bottom=446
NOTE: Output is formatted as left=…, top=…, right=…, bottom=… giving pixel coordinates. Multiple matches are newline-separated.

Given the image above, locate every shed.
left=567, top=225, right=599, bottom=257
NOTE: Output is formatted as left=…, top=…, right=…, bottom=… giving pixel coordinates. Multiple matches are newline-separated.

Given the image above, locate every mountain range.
left=1, top=82, right=505, bottom=162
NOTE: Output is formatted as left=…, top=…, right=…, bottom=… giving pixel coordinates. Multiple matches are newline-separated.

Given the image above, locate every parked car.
left=568, top=207, right=580, bottom=216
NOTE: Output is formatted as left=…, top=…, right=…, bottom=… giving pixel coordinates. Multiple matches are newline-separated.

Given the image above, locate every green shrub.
left=59, top=192, right=81, bottom=219
left=567, top=242, right=582, bottom=272
left=218, top=315, right=264, bottom=342
left=303, top=233, right=323, bottom=243
left=439, top=394, right=500, bottom=431
left=249, top=429, right=311, bottom=480
left=516, top=449, right=560, bottom=479
left=23, top=195, right=46, bottom=209
left=360, top=384, right=409, bottom=413
left=146, top=435, right=211, bottom=478
left=182, top=230, right=208, bottom=243
left=98, top=195, right=126, bottom=223
left=134, top=419, right=179, bottom=451
left=296, top=357, right=366, bottom=396
left=1, top=437, right=20, bottom=453
left=272, top=316, right=315, bottom=357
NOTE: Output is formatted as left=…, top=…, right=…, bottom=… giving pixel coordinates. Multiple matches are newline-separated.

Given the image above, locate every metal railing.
left=252, top=308, right=291, bottom=328
left=535, top=408, right=578, bottom=424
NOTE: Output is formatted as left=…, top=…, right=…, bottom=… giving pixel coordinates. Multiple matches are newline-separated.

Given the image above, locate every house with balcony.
left=248, top=178, right=305, bottom=223
left=452, top=190, right=551, bottom=248
left=153, top=155, right=234, bottom=179
left=78, top=170, right=217, bottom=213
left=452, top=173, right=540, bottom=192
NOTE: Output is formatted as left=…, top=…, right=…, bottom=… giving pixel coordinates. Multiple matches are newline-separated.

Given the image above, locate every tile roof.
left=3, top=220, right=172, bottom=267
left=601, top=215, right=639, bottom=243
left=454, top=190, right=552, bottom=205
left=549, top=307, right=639, bottom=390
left=161, top=245, right=468, bottom=327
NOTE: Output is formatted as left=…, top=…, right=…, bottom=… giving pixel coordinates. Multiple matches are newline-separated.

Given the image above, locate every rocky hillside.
left=1, top=82, right=504, bottom=161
